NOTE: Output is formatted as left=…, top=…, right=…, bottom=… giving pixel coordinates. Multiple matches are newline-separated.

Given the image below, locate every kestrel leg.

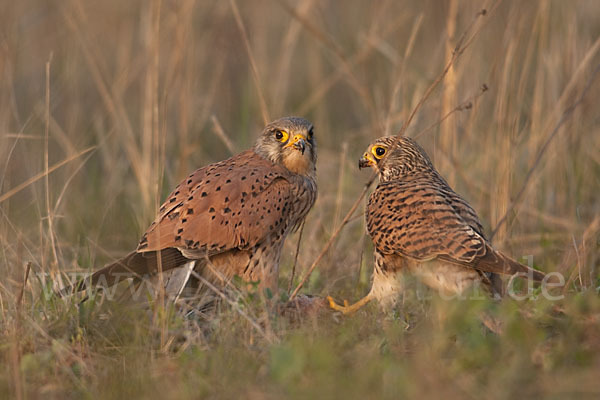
left=328, top=251, right=404, bottom=314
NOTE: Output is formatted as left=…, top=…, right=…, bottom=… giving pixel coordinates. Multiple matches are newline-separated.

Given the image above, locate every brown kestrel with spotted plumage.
left=63, top=117, right=317, bottom=303
left=329, top=136, right=546, bottom=313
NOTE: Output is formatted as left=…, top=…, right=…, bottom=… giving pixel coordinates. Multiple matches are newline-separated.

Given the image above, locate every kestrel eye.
left=307, top=127, right=314, bottom=139
left=373, top=146, right=386, bottom=158
left=275, top=130, right=288, bottom=142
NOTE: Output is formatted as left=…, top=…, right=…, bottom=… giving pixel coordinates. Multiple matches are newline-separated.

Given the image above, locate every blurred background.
left=1, top=0, right=599, bottom=297
left=2, top=0, right=600, bottom=398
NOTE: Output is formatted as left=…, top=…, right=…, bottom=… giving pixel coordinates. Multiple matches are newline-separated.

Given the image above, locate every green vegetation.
left=1, top=1, right=599, bottom=398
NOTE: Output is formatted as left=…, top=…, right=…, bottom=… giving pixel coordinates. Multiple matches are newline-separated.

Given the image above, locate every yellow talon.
left=326, top=294, right=373, bottom=315
left=327, top=295, right=341, bottom=310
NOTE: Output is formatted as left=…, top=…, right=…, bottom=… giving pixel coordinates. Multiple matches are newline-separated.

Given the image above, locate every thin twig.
left=229, top=0, right=270, bottom=125
left=211, top=115, right=236, bottom=155
left=333, top=141, right=348, bottom=230
left=571, top=235, right=583, bottom=288
left=398, top=7, right=490, bottom=137
left=384, top=14, right=424, bottom=136
left=289, top=179, right=374, bottom=301
left=379, top=7, right=492, bottom=173
left=201, top=255, right=272, bottom=336
left=44, top=55, right=59, bottom=268
left=0, top=146, right=96, bottom=204
left=191, top=271, right=274, bottom=344
left=354, top=218, right=367, bottom=288
left=52, top=150, right=96, bottom=215
left=414, top=84, right=489, bottom=139
left=561, top=216, right=600, bottom=294
left=16, top=262, right=31, bottom=311
left=287, top=220, right=305, bottom=295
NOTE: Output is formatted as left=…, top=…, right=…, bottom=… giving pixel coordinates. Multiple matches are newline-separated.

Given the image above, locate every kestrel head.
left=359, top=136, right=434, bottom=182
left=254, top=116, right=317, bottom=176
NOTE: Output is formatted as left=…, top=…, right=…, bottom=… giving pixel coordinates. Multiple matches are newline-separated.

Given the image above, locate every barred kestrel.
left=329, top=136, right=546, bottom=313
left=63, top=117, right=317, bottom=303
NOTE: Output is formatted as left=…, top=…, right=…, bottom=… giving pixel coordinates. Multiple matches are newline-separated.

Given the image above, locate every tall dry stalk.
left=437, top=0, right=458, bottom=187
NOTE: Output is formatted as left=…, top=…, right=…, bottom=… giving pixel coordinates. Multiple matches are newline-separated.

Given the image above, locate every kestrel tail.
left=61, top=116, right=317, bottom=305
left=329, top=136, right=547, bottom=314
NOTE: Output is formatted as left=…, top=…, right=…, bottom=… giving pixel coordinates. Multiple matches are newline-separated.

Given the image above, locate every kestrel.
left=63, top=117, right=317, bottom=303
left=329, top=136, right=546, bottom=313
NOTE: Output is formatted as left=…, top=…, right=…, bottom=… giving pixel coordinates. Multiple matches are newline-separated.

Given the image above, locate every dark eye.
left=374, top=146, right=386, bottom=157
left=274, top=129, right=289, bottom=142
left=307, top=127, right=314, bottom=139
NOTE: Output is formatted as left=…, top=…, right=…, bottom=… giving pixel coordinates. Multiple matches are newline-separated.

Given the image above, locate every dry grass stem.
left=211, top=115, right=236, bottom=155
left=490, top=61, right=600, bottom=240
left=288, top=220, right=305, bottom=295
left=229, top=0, right=270, bottom=125
left=0, top=146, right=96, bottom=205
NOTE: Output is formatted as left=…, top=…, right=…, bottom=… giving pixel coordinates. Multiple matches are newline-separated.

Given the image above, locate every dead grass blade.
left=190, top=270, right=275, bottom=344
left=272, top=0, right=316, bottom=116
left=211, top=115, right=236, bottom=155
left=229, top=0, right=270, bottom=125
left=561, top=216, right=600, bottom=293
left=0, top=146, right=96, bottom=205
left=16, top=262, right=31, bottom=311
left=44, top=55, right=59, bottom=268
left=287, top=220, right=305, bottom=295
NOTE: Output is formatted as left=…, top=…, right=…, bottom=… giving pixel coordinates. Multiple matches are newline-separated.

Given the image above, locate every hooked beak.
left=284, top=134, right=307, bottom=154
left=358, top=153, right=376, bottom=169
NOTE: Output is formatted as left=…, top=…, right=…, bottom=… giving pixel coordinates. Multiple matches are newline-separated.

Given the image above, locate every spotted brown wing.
left=138, top=150, right=296, bottom=258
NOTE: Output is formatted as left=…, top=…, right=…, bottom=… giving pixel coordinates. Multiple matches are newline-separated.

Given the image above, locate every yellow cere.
left=284, top=134, right=307, bottom=148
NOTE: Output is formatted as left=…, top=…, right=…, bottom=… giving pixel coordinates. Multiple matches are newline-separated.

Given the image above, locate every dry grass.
left=1, top=0, right=600, bottom=398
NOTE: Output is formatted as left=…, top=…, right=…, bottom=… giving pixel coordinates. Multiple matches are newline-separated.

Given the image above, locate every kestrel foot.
left=327, top=294, right=373, bottom=315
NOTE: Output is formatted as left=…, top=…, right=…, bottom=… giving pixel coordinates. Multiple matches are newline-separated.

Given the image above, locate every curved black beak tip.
left=358, top=157, right=369, bottom=169
left=293, top=139, right=306, bottom=154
